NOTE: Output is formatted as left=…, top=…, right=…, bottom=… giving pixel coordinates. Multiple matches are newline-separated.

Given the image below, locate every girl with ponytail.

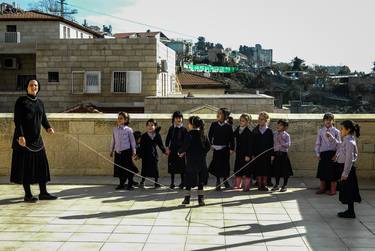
left=178, top=116, right=211, bottom=206
left=333, top=120, right=362, bottom=218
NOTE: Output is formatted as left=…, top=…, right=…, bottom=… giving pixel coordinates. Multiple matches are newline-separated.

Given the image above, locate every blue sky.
left=12, top=0, right=375, bottom=72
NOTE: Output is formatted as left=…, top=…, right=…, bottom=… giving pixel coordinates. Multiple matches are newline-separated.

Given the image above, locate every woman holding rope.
left=10, top=80, right=57, bottom=203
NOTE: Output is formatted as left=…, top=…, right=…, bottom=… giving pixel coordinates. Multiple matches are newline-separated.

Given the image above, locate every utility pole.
left=55, top=0, right=77, bottom=18
left=60, top=0, right=64, bottom=17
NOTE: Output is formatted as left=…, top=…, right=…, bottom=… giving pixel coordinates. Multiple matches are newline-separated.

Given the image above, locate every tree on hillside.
left=338, top=65, right=351, bottom=75
left=372, top=61, right=375, bottom=72
left=291, top=57, right=306, bottom=71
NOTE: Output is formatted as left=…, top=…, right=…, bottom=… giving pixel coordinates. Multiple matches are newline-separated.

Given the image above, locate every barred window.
left=112, top=71, right=142, bottom=93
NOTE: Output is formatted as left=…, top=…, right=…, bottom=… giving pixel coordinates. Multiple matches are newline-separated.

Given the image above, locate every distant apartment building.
left=240, top=44, right=272, bottom=67
left=165, top=39, right=193, bottom=66
left=0, top=9, right=177, bottom=112
left=207, top=48, right=228, bottom=64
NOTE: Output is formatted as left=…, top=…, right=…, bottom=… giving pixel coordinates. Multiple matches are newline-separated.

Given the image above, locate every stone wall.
left=144, top=94, right=275, bottom=114
left=0, top=21, right=59, bottom=43
left=0, top=53, right=35, bottom=91
left=1, top=113, right=374, bottom=179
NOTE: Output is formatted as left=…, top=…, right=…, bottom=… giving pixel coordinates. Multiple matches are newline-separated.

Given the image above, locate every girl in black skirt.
left=233, top=114, right=253, bottom=191
left=179, top=116, right=211, bottom=206
left=252, top=112, right=274, bottom=191
left=271, top=119, right=293, bottom=192
left=165, top=111, right=188, bottom=189
left=315, top=112, right=341, bottom=195
left=208, top=108, right=235, bottom=191
left=110, top=112, right=138, bottom=190
left=139, top=119, right=167, bottom=188
left=334, top=120, right=361, bottom=218
left=11, top=80, right=57, bottom=203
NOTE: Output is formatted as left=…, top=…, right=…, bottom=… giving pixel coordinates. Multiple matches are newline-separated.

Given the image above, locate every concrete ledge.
left=1, top=113, right=375, bottom=178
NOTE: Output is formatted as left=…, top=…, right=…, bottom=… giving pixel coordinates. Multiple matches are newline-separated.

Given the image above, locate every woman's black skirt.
left=234, top=153, right=252, bottom=177
left=10, top=148, right=51, bottom=184
left=271, top=151, right=293, bottom=178
left=208, top=148, right=230, bottom=178
left=316, top=151, right=340, bottom=181
left=114, top=149, right=138, bottom=179
left=338, top=164, right=361, bottom=204
left=168, top=151, right=186, bottom=174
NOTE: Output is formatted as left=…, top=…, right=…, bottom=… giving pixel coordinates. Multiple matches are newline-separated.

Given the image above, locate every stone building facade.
left=0, top=11, right=177, bottom=113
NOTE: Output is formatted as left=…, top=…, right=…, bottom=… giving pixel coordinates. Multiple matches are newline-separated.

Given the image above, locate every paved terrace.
left=0, top=177, right=374, bottom=251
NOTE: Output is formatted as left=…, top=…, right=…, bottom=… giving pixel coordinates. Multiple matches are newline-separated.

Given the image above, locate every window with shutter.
left=112, top=71, right=141, bottom=94
left=84, top=71, right=101, bottom=93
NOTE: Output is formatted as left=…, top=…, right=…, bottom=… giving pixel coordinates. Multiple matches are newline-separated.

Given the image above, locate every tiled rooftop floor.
left=0, top=177, right=374, bottom=251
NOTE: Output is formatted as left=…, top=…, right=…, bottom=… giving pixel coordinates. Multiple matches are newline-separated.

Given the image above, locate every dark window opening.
left=6, top=25, right=16, bottom=32
left=48, top=72, right=59, bottom=82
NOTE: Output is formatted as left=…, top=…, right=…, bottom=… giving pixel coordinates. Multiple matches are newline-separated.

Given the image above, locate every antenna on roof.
left=53, top=0, right=77, bottom=17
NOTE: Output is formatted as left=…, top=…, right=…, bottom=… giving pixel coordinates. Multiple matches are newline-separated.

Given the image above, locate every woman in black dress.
left=11, top=80, right=57, bottom=202
left=165, top=111, right=188, bottom=189
left=138, top=119, right=167, bottom=188
left=179, top=116, right=211, bottom=206
left=208, top=108, right=235, bottom=191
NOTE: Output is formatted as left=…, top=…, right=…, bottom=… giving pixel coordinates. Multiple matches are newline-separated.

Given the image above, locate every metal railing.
left=0, top=32, right=21, bottom=43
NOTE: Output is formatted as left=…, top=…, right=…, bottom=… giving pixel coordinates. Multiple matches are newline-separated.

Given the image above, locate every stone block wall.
left=1, top=113, right=374, bottom=179
left=144, top=95, right=275, bottom=114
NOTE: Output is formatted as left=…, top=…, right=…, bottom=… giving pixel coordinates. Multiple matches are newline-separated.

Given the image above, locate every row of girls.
left=110, top=110, right=362, bottom=217
left=109, top=109, right=293, bottom=205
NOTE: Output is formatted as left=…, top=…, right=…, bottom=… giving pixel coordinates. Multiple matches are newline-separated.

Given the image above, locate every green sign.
left=183, top=64, right=238, bottom=73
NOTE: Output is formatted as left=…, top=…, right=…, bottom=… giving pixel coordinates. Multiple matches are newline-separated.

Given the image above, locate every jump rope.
left=18, top=131, right=372, bottom=235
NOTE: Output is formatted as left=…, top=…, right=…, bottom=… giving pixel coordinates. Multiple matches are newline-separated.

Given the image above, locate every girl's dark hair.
left=171, top=111, right=183, bottom=124
left=133, top=131, right=142, bottom=141
left=227, top=116, right=234, bottom=126
left=146, top=119, right=161, bottom=134
left=277, top=119, right=289, bottom=128
left=118, top=112, right=130, bottom=125
left=189, top=116, right=205, bottom=145
left=323, top=112, right=334, bottom=121
left=218, top=108, right=231, bottom=121
left=341, top=120, right=360, bottom=138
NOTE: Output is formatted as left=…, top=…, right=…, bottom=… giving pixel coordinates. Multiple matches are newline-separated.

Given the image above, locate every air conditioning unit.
left=3, top=57, right=17, bottom=69
left=161, top=60, right=168, bottom=72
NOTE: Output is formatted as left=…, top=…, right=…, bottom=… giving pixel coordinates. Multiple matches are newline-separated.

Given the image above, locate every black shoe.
left=337, top=210, right=356, bottom=218
left=154, top=183, right=161, bottom=189
left=215, top=183, right=221, bottom=191
left=178, top=183, right=184, bottom=189
left=261, top=186, right=269, bottom=191
left=115, top=185, right=125, bottom=190
left=271, top=185, right=279, bottom=191
left=280, top=186, right=287, bottom=192
left=170, top=184, right=176, bottom=189
left=224, top=181, right=231, bottom=189
left=126, top=186, right=134, bottom=191
left=133, top=181, right=139, bottom=186
left=198, top=195, right=205, bottom=206
left=267, top=181, right=274, bottom=187
left=182, top=196, right=190, bottom=205
left=39, top=193, right=58, bottom=200
left=24, top=196, right=38, bottom=203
